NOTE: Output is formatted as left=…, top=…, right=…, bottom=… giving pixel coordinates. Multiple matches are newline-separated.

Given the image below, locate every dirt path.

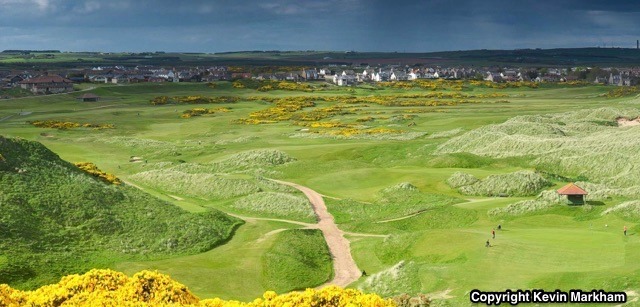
left=227, top=213, right=314, bottom=227
left=271, top=179, right=363, bottom=288
left=374, top=209, right=430, bottom=224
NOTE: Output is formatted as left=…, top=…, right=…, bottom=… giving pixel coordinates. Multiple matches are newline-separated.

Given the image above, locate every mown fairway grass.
left=2, top=81, right=640, bottom=304
left=114, top=220, right=300, bottom=301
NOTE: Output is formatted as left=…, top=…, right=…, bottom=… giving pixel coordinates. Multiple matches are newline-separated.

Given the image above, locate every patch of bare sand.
left=617, top=117, right=640, bottom=127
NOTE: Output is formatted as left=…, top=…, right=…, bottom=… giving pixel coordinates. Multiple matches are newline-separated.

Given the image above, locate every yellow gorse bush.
left=29, top=120, right=114, bottom=130
left=606, top=86, right=640, bottom=98
left=151, top=95, right=238, bottom=105
left=181, top=107, right=231, bottom=118
left=74, top=162, right=122, bottom=185
left=0, top=269, right=395, bottom=307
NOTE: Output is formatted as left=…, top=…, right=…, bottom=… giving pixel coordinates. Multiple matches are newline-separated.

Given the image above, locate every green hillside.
left=0, top=136, right=242, bottom=289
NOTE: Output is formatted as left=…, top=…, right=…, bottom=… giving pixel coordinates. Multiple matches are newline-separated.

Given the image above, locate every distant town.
left=2, top=50, right=640, bottom=97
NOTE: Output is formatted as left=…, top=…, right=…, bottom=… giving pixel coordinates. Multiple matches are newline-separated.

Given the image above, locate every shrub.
left=150, top=95, right=238, bottom=105
left=74, top=162, right=121, bottom=185
left=181, top=107, right=230, bottom=118
left=29, top=120, right=114, bottom=130
left=0, top=269, right=394, bottom=306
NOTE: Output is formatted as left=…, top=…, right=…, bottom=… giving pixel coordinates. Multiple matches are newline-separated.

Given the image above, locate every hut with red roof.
left=557, top=183, right=587, bottom=205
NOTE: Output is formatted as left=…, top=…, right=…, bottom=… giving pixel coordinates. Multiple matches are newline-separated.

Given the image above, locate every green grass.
left=0, top=136, right=242, bottom=289
left=2, top=80, right=640, bottom=304
left=262, top=229, right=332, bottom=293
left=115, top=220, right=299, bottom=301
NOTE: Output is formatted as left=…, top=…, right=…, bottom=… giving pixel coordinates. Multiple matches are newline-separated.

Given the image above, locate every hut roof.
left=557, top=183, right=587, bottom=195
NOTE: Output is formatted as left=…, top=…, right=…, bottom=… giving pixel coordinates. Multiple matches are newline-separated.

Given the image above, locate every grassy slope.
left=1, top=81, right=640, bottom=304
left=0, top=136, right=242, bottom=289
left=262, top=229, right=332, bottom=293
left=115, top=220, right=302, bottom=301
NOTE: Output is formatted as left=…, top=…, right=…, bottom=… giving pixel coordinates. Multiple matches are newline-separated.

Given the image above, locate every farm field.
left=2, top=80, right=640, bottom=305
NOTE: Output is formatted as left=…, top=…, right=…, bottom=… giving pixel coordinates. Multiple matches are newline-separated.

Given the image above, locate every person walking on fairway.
left=492, top=229, right=495, bottom=239
left=624, top=226, right=627, bottom=236
left=486, top=240, right=490, bottom=247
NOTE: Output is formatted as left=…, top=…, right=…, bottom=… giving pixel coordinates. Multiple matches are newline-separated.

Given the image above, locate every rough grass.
left=327, top=184, right=469, bottom=234
left=0, top=136, right=242, bottom=289
left=130, top=170, right=261, bottom=199
left=128, top=149, right=298, bottom=199
left=231, top=192, right=316, bottom=222
left=426, top=127, right=464, bottom=139
left=262, top=229, right=332, bottom=293
left=436, top=107, right=640, bottom=189
left=488, top=190, right=564, bottom=217
left=222, top=149, right=296, bottom=169
left=450, top=171, right=551, bottom=196
left=602, top=201, right=640, bottom=219
left=446, top=171, right=479, bottom=188
left=289, top=131, right=427, bottom=141
left=358, top=261, right=420, bottom=297
left=164, top=149, right=295, bottom=175
left=574, top=181, right=640, bottom=200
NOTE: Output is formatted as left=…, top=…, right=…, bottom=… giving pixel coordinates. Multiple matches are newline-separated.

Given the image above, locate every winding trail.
left=122, top=177, right=375, bottom=288
left=271, top=179, right=363, bottom=288
left=374, top=209, right=431, bottom=224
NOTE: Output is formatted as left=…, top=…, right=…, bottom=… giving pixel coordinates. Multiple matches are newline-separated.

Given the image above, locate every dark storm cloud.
left=0, top=0, right=639, bottom=52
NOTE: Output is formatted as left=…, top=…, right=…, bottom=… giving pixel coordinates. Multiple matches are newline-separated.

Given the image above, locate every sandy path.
left=271, top=179, right=363, bottom=288
left=374, top=209, right=430, bottom=224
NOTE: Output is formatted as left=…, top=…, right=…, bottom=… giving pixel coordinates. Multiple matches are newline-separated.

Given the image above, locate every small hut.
left=557, top=183, right=587, bottom=205
left=79, top=93, right=100, bottom=102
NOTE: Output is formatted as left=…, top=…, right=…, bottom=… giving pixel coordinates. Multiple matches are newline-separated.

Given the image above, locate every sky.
left=1, top=0, right=640, bottom=53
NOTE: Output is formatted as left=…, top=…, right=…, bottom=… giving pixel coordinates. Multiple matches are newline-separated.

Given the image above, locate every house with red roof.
left=557, top=183, right=587, bottom=205
left=19, top=75, right=74, bottom=94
